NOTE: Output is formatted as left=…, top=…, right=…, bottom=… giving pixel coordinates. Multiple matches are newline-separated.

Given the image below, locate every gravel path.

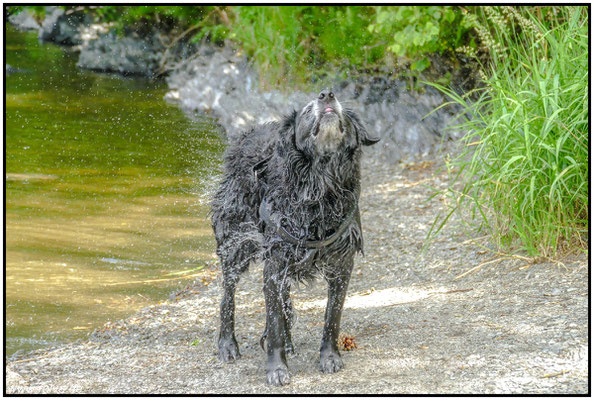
left=5, top=152, right=588, bottom=395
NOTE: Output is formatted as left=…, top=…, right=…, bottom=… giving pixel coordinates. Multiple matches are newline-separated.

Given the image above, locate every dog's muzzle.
left=316, top=90, right=341, bottom=119
left=312, top=90, right=344, bottom=151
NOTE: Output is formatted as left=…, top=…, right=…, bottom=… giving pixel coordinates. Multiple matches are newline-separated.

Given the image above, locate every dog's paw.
left=218, top=336, right=241, bottom=362
left=319, top=350, right=344, bottom=374
left=266, top=365, right=291, bottom=386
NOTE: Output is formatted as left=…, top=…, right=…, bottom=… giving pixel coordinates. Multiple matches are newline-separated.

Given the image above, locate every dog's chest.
left=291, top=198, right=347, bottom=237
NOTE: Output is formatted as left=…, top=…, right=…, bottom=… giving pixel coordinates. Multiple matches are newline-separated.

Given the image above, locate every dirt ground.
left=5, top=153, right=589, bottom=395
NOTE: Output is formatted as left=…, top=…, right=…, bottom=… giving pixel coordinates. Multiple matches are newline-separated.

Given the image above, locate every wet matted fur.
left=211, top=90, right=379, bottom=385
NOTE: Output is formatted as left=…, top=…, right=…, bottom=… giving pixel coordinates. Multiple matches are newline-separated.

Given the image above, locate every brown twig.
left=453, top=257, right=512, bottom=280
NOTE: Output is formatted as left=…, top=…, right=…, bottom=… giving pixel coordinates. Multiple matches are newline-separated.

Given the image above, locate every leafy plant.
left=368, top=6, right=471, bottom=72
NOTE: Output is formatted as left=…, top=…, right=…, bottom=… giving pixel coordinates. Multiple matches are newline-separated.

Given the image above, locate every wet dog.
left=211, top=90, right=379, bottom=385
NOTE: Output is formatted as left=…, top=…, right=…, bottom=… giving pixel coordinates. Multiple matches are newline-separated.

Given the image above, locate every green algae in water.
left=5, top=25, right=225, bottom=357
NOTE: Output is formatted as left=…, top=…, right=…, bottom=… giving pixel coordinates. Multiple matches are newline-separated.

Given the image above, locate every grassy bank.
left=427, top=6, right=588, bottom=258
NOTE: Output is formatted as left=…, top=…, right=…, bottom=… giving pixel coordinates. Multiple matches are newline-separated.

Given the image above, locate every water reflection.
left=5, top=26, right=224, bottom=356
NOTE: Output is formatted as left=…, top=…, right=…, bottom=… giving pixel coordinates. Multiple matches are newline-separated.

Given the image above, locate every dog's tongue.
left=324, top=107, right=333, bottom=113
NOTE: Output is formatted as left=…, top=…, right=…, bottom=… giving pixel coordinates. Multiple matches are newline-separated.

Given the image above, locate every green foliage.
left=307, top=7, right=383, bottom=69
left=227, top=6, right=308, bottom=85
left=227, top=6, right=382, bottom=87
left=7, top=5, right=216, bottom=33
left=6, top=5, right=47, bottom=22
left=426, top=6, right=588, bottom=257
left=87, top=5, right=215, bottom=33
left=9, top=5, right=476, bottom=85
left=89, top=6, right=207, bottom=24
left=368, top=6, right=471, bottom=72
left=191, top=23, right=229, bottom=45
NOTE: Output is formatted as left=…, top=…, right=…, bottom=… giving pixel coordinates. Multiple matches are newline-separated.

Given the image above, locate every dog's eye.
left=328, top=92, right=334, bottom=99
left=319, top=93, right=325, bottom=100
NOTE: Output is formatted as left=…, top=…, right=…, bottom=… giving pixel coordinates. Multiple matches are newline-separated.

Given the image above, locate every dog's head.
left=293, top=90, right=379, bottom=156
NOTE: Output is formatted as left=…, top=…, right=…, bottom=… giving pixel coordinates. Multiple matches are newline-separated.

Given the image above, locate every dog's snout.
left=318, top=90, right=335, bottom=102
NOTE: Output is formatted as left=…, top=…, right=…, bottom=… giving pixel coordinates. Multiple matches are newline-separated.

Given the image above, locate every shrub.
left=368, top=6, right=472, bottom=72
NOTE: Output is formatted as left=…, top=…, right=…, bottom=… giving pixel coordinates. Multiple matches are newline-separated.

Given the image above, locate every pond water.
left=5, top=26, right=225, bottom=356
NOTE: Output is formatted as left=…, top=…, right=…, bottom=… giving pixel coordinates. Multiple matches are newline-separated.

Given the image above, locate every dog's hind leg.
left=319, top=258, right=353, bottom=374
left=218, top=265, right=241, bottom=362
left=262, top=261, right=291, bottom=385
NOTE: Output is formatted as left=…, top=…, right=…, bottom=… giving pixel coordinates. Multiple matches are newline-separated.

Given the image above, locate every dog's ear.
left=278, top=110, right=298, bottom=156
left=344, top=109, right=380, bottom=146
left=292, top=109, right=318, bottom=157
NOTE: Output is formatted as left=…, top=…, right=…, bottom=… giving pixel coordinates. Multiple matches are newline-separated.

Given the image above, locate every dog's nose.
left=318, top=90, right=335, bottom=102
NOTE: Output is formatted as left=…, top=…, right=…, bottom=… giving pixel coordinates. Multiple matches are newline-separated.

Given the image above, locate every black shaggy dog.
left=211, top=90, right=379, bottom=386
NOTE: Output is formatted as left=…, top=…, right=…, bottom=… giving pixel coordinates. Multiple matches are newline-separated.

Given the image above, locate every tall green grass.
left=427, top=6, right=588, bottom=257
left=227, top=6, right=381, bottom=88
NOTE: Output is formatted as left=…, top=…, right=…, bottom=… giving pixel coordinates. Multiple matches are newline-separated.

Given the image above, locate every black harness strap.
left=258, top=197, right=357, bottom=250
left=254, top=159, right=357, bottom=253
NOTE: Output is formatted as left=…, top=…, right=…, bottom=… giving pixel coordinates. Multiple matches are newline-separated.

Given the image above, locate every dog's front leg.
left=263, top=261, right=291, bottom=386
left=218, top=268, right=241, bottom=362
left=320, top=260, right=353, bottom=373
